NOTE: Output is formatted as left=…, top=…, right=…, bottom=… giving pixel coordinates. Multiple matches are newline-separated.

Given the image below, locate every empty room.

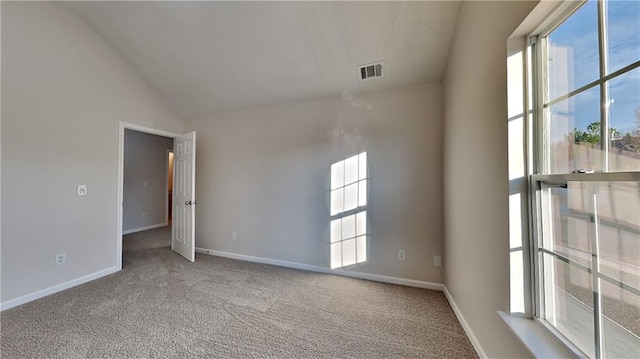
left=1, top=1, right=638, bottom=358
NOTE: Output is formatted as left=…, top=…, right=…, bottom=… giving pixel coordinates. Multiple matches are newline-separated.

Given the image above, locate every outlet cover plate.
left=398, top=249, right=406, bottom=260
left=55, top=253, right=67, bottom=265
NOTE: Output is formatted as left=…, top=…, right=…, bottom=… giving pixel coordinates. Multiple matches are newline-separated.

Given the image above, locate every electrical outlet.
left=398, top=249, right=406, bottom=260
left=434, top=255, right=442, bottom=267
left=77, top=185, right=87, bottom=196
left=55, top=253, right=66, bottom=266
left=232, top=232, right=237, bottom=240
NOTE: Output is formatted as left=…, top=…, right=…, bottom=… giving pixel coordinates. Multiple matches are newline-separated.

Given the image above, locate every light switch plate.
left=77, top=185, right=87, bottom=196
left=434, top=255, right=442, bottom=267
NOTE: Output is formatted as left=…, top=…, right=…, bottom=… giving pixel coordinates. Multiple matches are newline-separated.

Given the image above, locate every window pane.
left=330, top=188, right=343, bottom=216
left=344, top=155, right=359, bottom=185
left=356, top=211, right=367, bottom=236
left=544, top=185, right=592, bottom=268
left=358, top=180, right=367, bottom=207
left=358, top=152, right=367, bottom=180
left=342, top=214, right=356, bottom=240
left=344, top=183, right=358, bottom=212
left=595, top=181, right=640, bottom=288
left=331, top=161, right=344, bottom=190
left=601, top=280, right=640, bottom=359
left=331, top=243, right=342, bottom=269
left=606, top=0, right=640, bottom=75
left=330, top=218, right=342, bottom=243
left=547, top=0, right=599, bottom=101
left=356, top=236, right=367, bottom=263
left=543, top=253, right=595, bottom=358
left=342, top=238, right=356, bottom=267
left=548, top=86, right=602, bottom=174
left=608, top=67, right=640, bottom=172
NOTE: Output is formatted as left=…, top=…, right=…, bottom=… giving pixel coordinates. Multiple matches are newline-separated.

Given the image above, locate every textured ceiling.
left=62, top=1, right=460, bottom=119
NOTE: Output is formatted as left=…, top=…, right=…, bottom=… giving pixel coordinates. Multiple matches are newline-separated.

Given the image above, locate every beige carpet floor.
left=1, top=227, right=478, bottom=358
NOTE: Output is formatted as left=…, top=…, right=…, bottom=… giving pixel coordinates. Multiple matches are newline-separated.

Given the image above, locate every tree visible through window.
left=545, top=0, right=640, bottom=173
left=530, top=0, right=640, bottom=357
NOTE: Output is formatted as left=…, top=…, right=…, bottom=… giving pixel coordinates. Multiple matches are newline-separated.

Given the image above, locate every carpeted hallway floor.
left=1, top=227, right=478, bottom=358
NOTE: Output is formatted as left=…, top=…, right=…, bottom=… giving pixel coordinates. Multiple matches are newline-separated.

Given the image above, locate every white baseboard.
left=122, top=223, right=167, bottom=235
left=443, top=286, right=487, bottom=359
left=1, top=266, right=119, bottom=311
left=195, top=247, right=444, bottom=291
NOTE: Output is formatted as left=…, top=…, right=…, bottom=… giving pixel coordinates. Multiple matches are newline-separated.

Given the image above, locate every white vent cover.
left=358, top=62, right=383, bottom=81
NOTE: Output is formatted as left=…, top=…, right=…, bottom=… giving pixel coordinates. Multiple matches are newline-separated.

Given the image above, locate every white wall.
left=186, top=83, right=444, bottom=283
left=123, top=130, right=173, bottom=232
left=507, top=32, right=532, bottom=317
left=1, top=2, right=183, bottom=304
left=443, top=1, right=538, bottom=358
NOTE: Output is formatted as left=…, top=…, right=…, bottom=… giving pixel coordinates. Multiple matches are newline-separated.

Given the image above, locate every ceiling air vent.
left=358, top=62, right=383, bottom=81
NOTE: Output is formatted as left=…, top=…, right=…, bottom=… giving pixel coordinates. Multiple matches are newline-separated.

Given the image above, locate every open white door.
left=172, top=132, right=196, bottom=262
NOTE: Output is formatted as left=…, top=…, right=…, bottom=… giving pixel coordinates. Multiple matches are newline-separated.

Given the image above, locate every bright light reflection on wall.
left=509, top=118, right=525, bottom=181
left=330, top=152, right=368, bottom=269
left=509, top=193, right=525, bottom=313
left=507, top=48, right=527, bottom=314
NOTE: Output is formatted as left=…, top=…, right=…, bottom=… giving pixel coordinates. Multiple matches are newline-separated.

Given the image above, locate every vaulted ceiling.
left=62, top=1, right=460, bottom=118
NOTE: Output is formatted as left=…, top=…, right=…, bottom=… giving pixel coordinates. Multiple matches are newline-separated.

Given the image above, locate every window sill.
left=498, top=311, right=582, bottom=359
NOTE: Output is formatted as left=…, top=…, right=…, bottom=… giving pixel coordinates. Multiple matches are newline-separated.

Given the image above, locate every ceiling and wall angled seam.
left=60, top=1, right=461, bottom=119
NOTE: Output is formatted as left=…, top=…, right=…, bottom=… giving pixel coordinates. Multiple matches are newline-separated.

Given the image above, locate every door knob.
left=194, top=200, right=199, bottom=205
left=185, top=200, right=192, bottom=205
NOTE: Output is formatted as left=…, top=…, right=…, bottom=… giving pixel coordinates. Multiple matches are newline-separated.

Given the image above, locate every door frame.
left=116, top=121, right=181, bottom=270
left=165, top=149, right=174, bottom=225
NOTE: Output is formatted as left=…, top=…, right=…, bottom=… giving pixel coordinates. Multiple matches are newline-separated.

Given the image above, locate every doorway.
left=117, top=122, right=197, bottom=270
left=122, top=129, right=174, bottom=236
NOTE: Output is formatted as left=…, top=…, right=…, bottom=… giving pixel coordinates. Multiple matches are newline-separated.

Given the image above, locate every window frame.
left=533, top=1, right=640, bottom=175
left=530, top=172, right=640, bottom=358
left=528, top=1, right=640, bottom=357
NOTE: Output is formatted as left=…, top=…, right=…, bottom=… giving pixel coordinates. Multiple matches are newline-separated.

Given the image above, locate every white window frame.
left=528, top=1, right=640, bottom=358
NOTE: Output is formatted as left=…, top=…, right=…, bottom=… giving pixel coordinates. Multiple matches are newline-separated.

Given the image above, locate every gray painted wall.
left=443, top=1, right=538, bottom=358
left=123, top=130, right=173, bottom=232
left=1, top=2, right=183, bottom=303
left=185, top=83, right=444, bottom=283
left=0, top=5, right=556, bottom=358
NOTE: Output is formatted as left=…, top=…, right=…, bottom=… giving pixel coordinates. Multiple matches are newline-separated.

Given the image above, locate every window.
left=537, top=181, right=640, bottom=358
left=540, top=0, right=640, bottom=174
left=329, top=152, right=368, bottom=269
left=529, top=1, right=640, bottom=358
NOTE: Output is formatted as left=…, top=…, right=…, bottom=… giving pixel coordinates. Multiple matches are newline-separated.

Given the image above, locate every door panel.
left=172, top=132, right=196, bottom=262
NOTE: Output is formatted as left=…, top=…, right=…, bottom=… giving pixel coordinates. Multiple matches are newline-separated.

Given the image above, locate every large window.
left=329, top=152, right=368, bottom=269
left=531, top=1, right=640, bottom=358
left=541, top=0, right=640, bottom=174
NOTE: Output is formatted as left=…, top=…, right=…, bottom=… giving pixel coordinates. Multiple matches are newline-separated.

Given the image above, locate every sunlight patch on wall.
left=330, top=152, right=368, bottom=269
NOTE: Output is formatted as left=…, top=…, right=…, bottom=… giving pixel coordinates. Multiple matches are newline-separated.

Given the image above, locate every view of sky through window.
left=537, top=3, right=640, bottom=356
left=548, top=0, right=639, bottom=135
